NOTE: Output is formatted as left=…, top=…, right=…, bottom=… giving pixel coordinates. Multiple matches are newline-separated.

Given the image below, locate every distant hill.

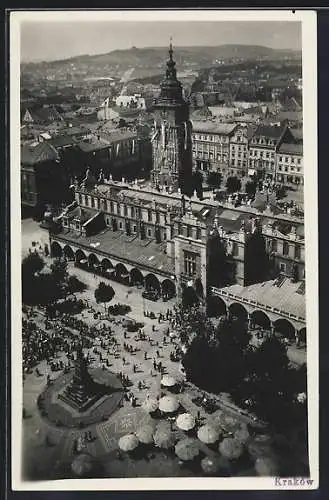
left=21, top=44, right=301, bottom=72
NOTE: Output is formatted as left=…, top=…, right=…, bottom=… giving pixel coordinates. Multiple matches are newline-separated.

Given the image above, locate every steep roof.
left=278, top=143, right=303, bottom=155
left=21, top=141, right=59, bottom=165
left=252, top=124, right=286, bottom=140
left=192, top=121, right=237, bottom=135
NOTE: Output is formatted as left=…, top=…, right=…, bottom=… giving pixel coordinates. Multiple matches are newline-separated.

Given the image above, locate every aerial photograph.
left=18, top=13, right=310, bottom=482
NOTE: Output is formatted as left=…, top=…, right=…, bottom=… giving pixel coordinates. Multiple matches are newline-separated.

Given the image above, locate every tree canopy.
left=94, top=281, right=115, bottom=306
left=226, top=176, right=241, bottom=194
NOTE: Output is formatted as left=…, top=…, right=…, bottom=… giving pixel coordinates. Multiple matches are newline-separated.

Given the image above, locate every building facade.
left=248, top=124, right=296, bottom=180
left=192, top=121, right=237, bottom=177
left=276, top=143, right=303, bottom=185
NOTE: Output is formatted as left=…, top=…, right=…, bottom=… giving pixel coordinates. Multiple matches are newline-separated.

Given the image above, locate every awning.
left=248, top=169, right=256, bottom=176
left=105, top=268, right=115, bottom=274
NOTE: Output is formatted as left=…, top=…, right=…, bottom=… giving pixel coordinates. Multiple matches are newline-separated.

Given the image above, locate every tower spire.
left=169, top=36, right=173, bottom=60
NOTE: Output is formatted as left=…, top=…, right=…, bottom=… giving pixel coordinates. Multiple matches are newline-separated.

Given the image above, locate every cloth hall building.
left=48, top=45, right=306, bottom=341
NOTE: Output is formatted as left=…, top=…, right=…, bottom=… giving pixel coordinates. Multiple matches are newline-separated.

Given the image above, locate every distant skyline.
left=20, top=20, right=301, bottom=63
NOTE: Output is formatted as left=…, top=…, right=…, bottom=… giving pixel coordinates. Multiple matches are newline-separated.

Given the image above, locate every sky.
left=20, top=20, right=302, bottom=63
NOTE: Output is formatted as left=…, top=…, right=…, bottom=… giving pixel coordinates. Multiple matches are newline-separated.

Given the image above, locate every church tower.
left=151, top=41, right=193, bottom=195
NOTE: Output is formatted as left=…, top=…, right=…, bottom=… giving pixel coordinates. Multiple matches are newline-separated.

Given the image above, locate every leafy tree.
left=50, top=258, right=68, bottom=283
left=181, top=286, right=199, bottom=310
left=207, top=233, right=230, bottom=288
left=192, top=170, right=203, bottom=199
left=66, top=275, right=87, bottom=295
left=207, top=171, right=222, bottom=190
left=94, top=281, right=115, bottom=309
left=275, top=185, right=287, bottom=200
left=245, top=180, right=257, bottom=197
left=22, top=252, right=45, bottom=277
left=226, top=176, right=241, bottom=194
left=237, top=335, right=297, bottom=429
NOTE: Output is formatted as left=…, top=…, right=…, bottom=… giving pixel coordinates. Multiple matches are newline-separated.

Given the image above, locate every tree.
left=275, top=185, right=287, bottom=200
left=192, top=170, right=203, bottom=199
left=66, top=275, right=87, bottom=295
left=181, top=286, right=199, bottom=309
left=226, top=176, right=241, bottom=194
left=207, top=233, right=230, bottom=288
left=50, top=258, right=68, bottom=283
left=238, top=335, right=297, bottom=429
left=207, top=171, right=222, bottom=190
left=22, top=252, right=45, bottom=278
left=245, top=180, right=257, bottom=197
left=94, top=282, right=115, bottom=310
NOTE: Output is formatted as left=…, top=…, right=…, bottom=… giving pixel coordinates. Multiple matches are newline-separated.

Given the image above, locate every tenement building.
left=48, top=45, right=306, bottom=342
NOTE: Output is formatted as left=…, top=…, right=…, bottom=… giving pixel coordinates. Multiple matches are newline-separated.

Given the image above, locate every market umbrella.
left=220, top=414, right=242, bottom=433
left=71, top=453, right=95, bottom=477
left=118, top=434, right=139, bottom=452
left=136, top=425, right=154, bottom=445
left=176, top=413, right=196, bottom=432
left=175, top=438, right=200, bottom=462
left=159, top=395, right=179, bottom=414
left=153, top=426, right=175, bottom=449
left=219, top=437, right=244, bottom=460
left=254, top=457, right=279, bottom=476
left=248, top=434, right=273, bottom=460
left=142, top=397, right=159, bottom=414
left=161, top=375, right=177, bottom=388
left=234, top=426, right=250, bottom=444
left=201, top=456, right=220, bottom=475
left=197, top=424, right=220, bottom=444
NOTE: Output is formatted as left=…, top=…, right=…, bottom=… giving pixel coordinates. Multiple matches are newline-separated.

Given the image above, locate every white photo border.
left=10, top=8, right=318, bottom=491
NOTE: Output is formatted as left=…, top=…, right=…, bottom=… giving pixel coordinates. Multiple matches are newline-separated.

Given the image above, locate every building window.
left=133, top=225, right=136, bottom=233
left=184, top=251, right=197, bottom=277
left=283, top=241, right=289, bottom=256
left=78, top=194, right=82, bottom=204
left=186, top=225, right=191, bottom=238
left=295, top=244, right=301, bottom=259
left=279, top=156, right=283, bottom=162
left=119, top=222, right=123, bottom=230
left=148, top=209, right=152, bottom=222
left=297, top=159, right=301, bottom=165
left=272, top=239, right=278, bottom=252
left=91, top=197, right=95, bottom=208
left=147, top=228, right=152, bottom=237
left=163, top=232, right=167, bottom=240
left=280, top=263, right=286, bottom=273
left=155, top=211, right=160, bottom=223
left=110, top=201, right=114, bottom=212
left=285, top=157, right=289, bottom=163
left=196, top=227, right=201, bottom=240
left=131, top=206, right=135, bottom=218
left=124, top=205, right=128, bottom=216
left=232, top=242, right=238, bottom=256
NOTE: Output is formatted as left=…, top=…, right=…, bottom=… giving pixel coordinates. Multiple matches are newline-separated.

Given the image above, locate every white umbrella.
left=197, top=424, right=220, bottom=444
left=176, top=413, right=196, bottom=431
left=219, top=437, right=244, bottom=460
left=71, top=454, right=95, bottom=477
left=175, top=438, right=200, bottom=461
left=161, top=375, right=177, bottom=387
left=159, top=395, right=179, bottom=413
left=255, top=457, right=279, bottom=476
left=234, top=427, right=250, bottom=444
left=142, top=398, right=158, bottom=413
left=201, top=456, right=220, bottom=475
left=153, top=426, right=175, bottom=449
left=136, top=425, right=154, bottom=445
left=118, top=434, right=139, bottom=452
